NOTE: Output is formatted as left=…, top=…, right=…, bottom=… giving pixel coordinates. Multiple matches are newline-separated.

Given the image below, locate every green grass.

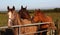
left=0, top=12, right=60, bottom=35
left=45, top=12, right=60, bottom=30
left=0, top=13, right=8, bottom=26
left=0, top=12, right=60, bottom=29
left=45, top=13, right=60, bottom=21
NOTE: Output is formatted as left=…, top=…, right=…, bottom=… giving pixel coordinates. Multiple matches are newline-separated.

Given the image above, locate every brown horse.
left=32, top=9, right=56, bottom=35
left=18, top=5, right=31, bottom=20
left=7, top=6, right=37, bottom=35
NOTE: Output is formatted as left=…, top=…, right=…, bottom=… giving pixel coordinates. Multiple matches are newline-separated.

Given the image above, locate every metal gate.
left=0, top=22, right=55, bottom=35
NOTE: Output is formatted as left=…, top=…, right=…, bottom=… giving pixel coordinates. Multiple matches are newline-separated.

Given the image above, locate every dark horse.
left=18, top=5, right=31, bottom=20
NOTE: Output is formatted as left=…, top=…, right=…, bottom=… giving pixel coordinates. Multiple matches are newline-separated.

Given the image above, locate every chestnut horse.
left=32, top=9, right=56, bottom=35
left=7, top=6, right=37, bottom=35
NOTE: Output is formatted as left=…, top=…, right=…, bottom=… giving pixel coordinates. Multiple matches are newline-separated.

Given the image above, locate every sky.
left=0, top=0, right=60, bottom=11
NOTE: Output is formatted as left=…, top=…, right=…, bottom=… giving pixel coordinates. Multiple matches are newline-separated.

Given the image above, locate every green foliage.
left=28, top=8, right=60, bottom=13
left=54, top=8, right=60, bottom=12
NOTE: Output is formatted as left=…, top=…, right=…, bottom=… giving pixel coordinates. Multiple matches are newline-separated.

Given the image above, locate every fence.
left=0, top=22, right=55, bottom=35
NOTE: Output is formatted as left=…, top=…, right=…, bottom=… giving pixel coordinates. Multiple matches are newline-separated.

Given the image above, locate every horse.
left=18, top=5, right=31, bottom=20
left=7, top=6, right=37, bottom=35
left=32, top=9, right=56, bottom=35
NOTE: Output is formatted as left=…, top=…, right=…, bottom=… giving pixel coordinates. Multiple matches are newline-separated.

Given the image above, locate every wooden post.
left=0, top=31, right=1, bottom=35
left=47, top=19, right=59, bottom=35
left=47, top=30, right=51, bottom=35
left=55, top=19, right=59, bottom=35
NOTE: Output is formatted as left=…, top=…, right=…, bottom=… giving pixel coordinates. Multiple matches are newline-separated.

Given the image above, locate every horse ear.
left=25, top=6, right=27, bottom=8
left=13, top=6, right=15, bottom=10
left=7, top=6, right=9, bottom=10
left=21, top=5, right=23, bottom=9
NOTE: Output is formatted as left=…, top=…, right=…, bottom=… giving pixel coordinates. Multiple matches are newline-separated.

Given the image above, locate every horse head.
left=7, top=6, right=16, bottom=26
left=18, top=5, right=31, bottom=20
left=7, top=6, right=23, bottom=35
left=32, top=9, right=42, bottom=23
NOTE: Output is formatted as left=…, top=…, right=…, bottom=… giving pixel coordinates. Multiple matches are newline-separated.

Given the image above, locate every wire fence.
left=0, top=22, right=55, bottom=35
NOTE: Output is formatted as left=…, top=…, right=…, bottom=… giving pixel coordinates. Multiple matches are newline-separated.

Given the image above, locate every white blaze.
left=8, top=12, right=12, bottom=26
left=8, top=12, right=12, bottom=18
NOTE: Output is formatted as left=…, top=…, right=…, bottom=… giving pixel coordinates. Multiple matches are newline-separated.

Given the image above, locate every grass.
left=0, top=12, right=60, bottom=28
left=0, top=13, right=8, bottom=26
left=0, top=12, right=60, bottom=35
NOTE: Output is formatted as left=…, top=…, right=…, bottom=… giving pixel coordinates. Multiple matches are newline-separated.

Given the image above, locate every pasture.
left=0, top=11, right=60, bottom=35
left=0, top=12, right=60, bottom=27
left=0, top=13, right=8, bottom=26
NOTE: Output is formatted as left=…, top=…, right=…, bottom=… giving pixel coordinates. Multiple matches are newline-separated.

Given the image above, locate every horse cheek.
left=33, top=17, right=39, bottom=22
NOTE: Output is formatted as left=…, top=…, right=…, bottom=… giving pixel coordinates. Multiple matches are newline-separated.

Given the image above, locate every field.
left=0, top=12, right=60, bottom=27
left=0, top=13, right=8, bottom=26
left=0, top=11, right=60, bottom=35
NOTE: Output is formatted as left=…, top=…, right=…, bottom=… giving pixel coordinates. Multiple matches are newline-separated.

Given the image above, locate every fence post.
left=55, top=19, right=59, bottom=35
left=0, top=31, right=1, bottom=35
left=47, top=19, right=58, bottom=35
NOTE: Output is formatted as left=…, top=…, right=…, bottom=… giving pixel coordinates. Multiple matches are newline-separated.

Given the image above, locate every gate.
left=0, top=22, right=55, bottom=35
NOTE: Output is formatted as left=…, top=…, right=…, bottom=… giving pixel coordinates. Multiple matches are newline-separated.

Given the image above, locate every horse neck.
left=24, top=11, right=31, bottom=20
left=13, top=11, right=23, bottom=25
